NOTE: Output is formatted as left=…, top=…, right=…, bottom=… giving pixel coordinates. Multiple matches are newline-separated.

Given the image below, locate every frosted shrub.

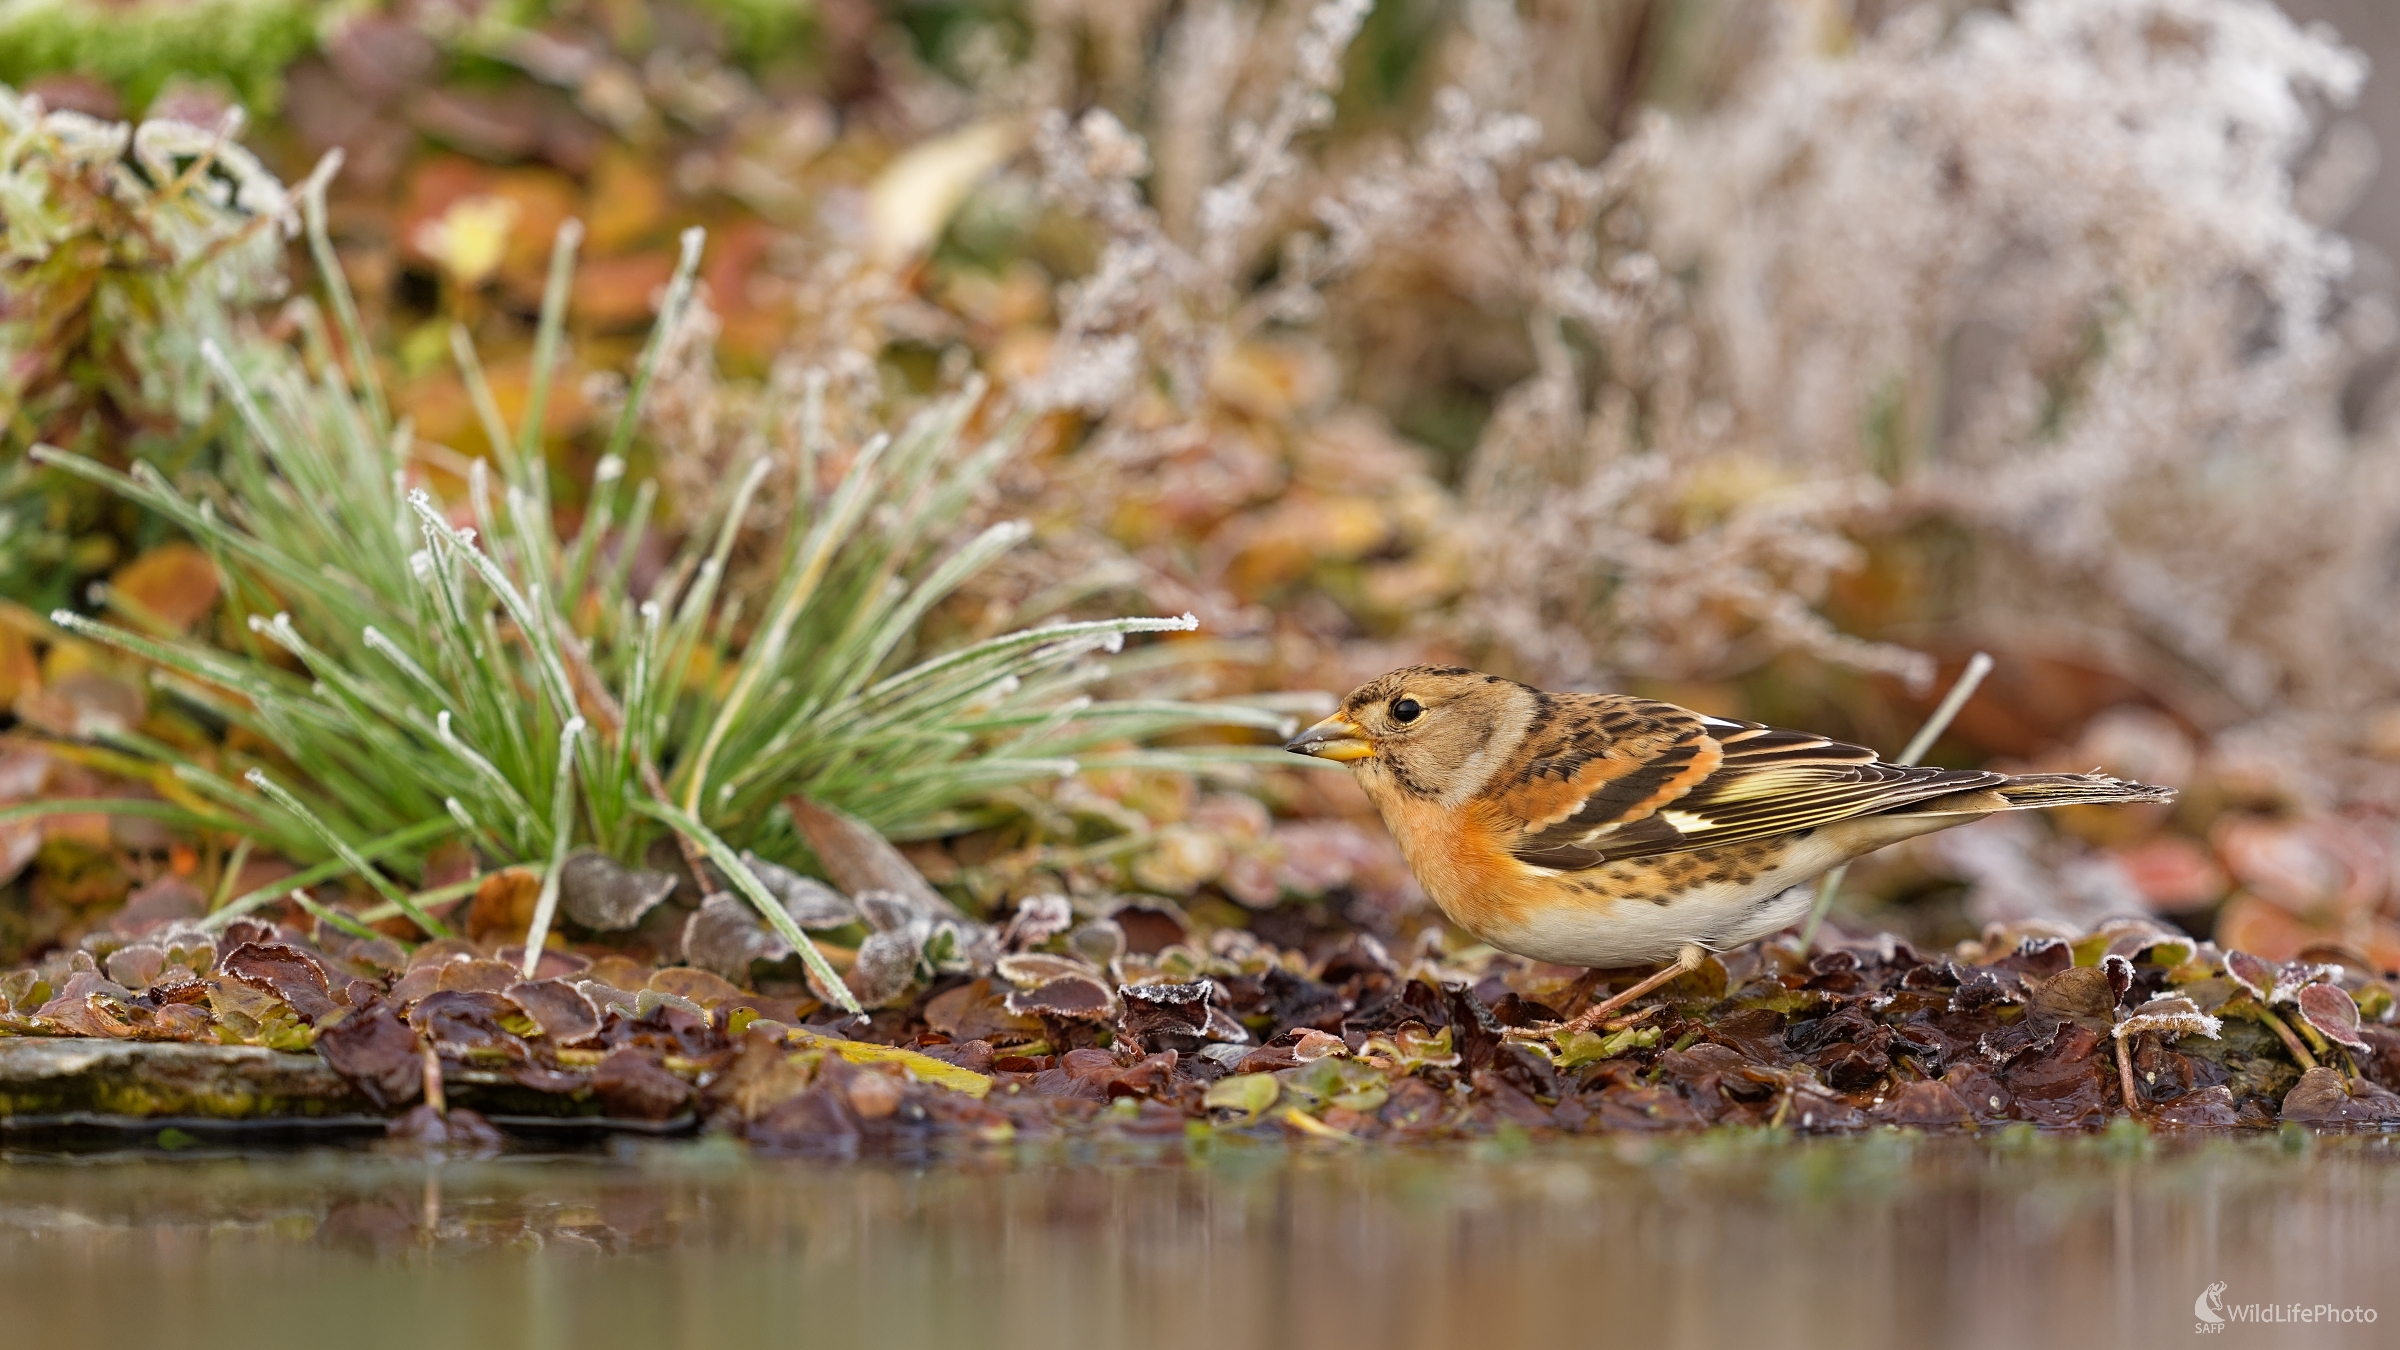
left=1658, top=0, right=2392, bottom=729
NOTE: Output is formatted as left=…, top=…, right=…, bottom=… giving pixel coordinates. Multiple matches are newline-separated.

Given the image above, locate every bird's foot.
left=1505, top=1003, right=1665, bottom=1044
left=1517, top=943, right=1709, bottom=1042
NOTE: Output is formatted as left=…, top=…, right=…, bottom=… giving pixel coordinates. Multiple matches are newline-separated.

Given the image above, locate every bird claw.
left=1505, top=1002, right=1665, bottom=1044
left=1518, top=944, right=1711, bottom=1041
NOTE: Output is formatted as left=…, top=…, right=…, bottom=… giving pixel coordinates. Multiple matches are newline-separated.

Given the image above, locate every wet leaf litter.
left=7, top=878, right=2398, bottom=1150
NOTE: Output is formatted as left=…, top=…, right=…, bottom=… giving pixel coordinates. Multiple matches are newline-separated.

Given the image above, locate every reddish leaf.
left=1998, top=1024, right=2111, bottom=1127
left=111, top=875, right=205, bottom=936
left=649, top=966, right=745, bottom=1010
left=1872, top=1079, right=1974, bottom=1126
left=435, top=959, right=520, bottom=994
left=593, top=1048, right=693, bottom=1120
left=35, top=970, right=142, bottom=1038
left=784, top=795, right=959, bottom=918
left=465, top=868, right=540, bottom=942
left=2281, top=1067, right=2400, bottom=1124
left=2153, top=1085, right=2242, bottom=1127
left=2224, top=949, right=2278, bottom=1002
left=220, top=942, right=340, bottom=1024
left=316, top=999, right=425, bottom=1109
left=2294, top=982, right=2370, bottom=1052
left=1005, top=974, right=1116, bottom=1022
left=503, top=979, right=601, bottom=1045
left=923, top=978, right=1042, bottom=1042
left=1112, top=903, right=1190, bottom=955
left=108, top=542, right=219, bottom=631
left=409, top=989, right=527, bottom=1060
left=1118, top=980, right=1217, bottom=1053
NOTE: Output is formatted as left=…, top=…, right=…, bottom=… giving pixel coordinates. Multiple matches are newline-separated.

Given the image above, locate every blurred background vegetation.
left=5, top=0, right=2400, bottom=980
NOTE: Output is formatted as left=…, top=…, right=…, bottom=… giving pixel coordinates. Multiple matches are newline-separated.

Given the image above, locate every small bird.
left=1285, top=665, right=2173, bottom=1032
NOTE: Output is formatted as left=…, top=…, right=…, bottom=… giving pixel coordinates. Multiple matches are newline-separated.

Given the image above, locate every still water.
left=1, top=1130, right=2394, bottom=1350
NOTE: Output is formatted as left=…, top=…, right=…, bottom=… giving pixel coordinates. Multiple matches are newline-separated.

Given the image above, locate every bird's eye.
left=1391, top=697, right=1423, bottom=724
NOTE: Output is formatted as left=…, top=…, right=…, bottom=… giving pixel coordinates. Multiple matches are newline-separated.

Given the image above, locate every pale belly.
left=1475, top=833, right=1851, bottom=968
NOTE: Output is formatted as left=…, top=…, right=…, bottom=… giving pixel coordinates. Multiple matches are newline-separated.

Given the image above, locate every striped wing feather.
left=1504, top=709, right=2004, bottom=869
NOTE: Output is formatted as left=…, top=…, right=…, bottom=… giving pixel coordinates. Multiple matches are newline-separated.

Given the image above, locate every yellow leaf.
left=868, top=120, right=1021, bottom=266
left=786, top=1027, right=993, bottom=1098
left=1278, top=1105, right=1358, bottom=1141
left=413, top=195, right=521, bottom=289
left=1203, top=1071, right=1280, bottom=1116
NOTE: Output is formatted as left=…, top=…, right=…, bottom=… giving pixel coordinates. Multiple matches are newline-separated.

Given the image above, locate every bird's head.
left=1284, top=665, right=1536, bottom=801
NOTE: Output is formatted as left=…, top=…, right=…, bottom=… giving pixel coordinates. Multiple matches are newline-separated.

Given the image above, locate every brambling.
left=1286, top=665, right=2173, bottom=1031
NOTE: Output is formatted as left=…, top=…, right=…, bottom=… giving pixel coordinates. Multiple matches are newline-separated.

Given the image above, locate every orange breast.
left=1372, top=791, right=1546, bottom=941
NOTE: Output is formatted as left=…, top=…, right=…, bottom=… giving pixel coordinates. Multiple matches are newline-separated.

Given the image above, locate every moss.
left=2183, top=1014, right=2302, bottom=1106
left=0, top=0, right=318, bottom=113
left=0, top=1038, right=620, bottom=1121
left=0, top=1038, right=371, bottom=1119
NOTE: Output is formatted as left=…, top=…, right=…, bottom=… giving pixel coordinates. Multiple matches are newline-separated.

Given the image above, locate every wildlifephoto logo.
left=2194, top=1282, right=2377, bottom=1334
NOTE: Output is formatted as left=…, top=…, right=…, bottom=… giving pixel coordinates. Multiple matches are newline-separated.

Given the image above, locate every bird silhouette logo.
left=2194, top=1282, right=2228, bottom=1325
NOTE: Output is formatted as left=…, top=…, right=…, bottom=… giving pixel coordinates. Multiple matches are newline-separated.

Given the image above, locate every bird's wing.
left=1492, top=698, right=2004, bottom=869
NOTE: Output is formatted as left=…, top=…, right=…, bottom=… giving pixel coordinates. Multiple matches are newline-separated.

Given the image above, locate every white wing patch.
left=1709, top=765, right=1841, bottom=802
left=1658, top=809, right=1712, bottom=833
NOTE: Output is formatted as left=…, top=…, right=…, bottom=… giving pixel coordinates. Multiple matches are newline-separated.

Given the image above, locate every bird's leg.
left=1554, top=943, right=1707, bottom=1037
left=1551, top=967, right=1608, bottom=1023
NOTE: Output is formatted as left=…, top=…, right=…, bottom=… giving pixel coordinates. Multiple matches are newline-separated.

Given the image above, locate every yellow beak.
left=1284, top=714, right=1374, bottom=763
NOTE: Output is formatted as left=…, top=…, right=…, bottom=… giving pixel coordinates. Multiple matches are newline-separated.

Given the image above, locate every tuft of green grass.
left=30, top=173, right=1285, bottom=1002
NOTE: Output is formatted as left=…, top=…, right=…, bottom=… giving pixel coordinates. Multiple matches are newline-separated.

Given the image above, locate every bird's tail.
left=1994, top=772, right=2177, bottom=807
left=1901, top=771, right=2175, bottom=819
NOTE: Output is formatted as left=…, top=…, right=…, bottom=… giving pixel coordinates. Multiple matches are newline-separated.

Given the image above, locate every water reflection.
left=1, top=1132, right=2394, bottom=1350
